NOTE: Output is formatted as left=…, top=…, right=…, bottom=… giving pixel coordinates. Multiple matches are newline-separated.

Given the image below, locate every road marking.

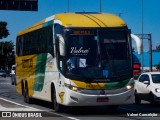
left=0, top=97, right=80, bottom=120
left=67, top=117, right=80, bottom=120
left=0, top=97, right=42, bottom=111
left=46, top=111, right=80, bottom=120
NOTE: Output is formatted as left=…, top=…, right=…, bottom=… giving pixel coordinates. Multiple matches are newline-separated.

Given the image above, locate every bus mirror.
left=57, top=34, right=66, bottom=56
left=131, top=34, right=142, bottom=54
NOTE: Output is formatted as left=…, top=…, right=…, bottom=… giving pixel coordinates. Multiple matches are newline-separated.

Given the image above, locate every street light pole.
left=100, top=0, right=102, bottom=13
left=148, top=34, right=152, bottom=72
left=68, top=0, right=70, bottom=12
left=141, top=0, right=144, bottom=71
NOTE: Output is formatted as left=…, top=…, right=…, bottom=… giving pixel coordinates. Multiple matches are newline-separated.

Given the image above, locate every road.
left=0, top=77, right=160, bottom=120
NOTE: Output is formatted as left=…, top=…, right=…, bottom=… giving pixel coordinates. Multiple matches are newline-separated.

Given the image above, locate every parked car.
left=0, top=70, right=7, bottom=78
left=134, top=72, right=160, bottom=105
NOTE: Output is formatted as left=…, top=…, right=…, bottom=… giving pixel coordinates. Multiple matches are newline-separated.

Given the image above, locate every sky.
left=1, top=0, right=160, bottom=51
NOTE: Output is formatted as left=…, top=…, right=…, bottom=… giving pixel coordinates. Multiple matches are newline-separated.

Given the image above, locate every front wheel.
left=150, top=93, right=156, bottom=105
left=51, top=86, right=63, bottom=112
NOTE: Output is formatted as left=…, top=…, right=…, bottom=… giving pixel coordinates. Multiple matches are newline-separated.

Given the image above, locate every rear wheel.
left=23, top=82, right=32, bottom=104
left=51, top=85, right=62, bottom=112
left=135, top=91, right=141, bottom=105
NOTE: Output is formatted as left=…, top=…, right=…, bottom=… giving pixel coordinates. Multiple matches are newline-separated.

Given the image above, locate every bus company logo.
left=1, top=112, right=42, bottom=118
left=2, top=112, right=11, bottom=117
left=70, top=47, right=90, bottom=55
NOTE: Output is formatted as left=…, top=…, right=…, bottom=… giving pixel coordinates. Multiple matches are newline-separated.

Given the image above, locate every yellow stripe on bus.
left=71, top=80, right=105, bottom=89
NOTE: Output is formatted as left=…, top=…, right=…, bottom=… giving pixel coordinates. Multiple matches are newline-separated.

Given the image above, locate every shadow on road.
left=30, top=98, right=160, bottom=116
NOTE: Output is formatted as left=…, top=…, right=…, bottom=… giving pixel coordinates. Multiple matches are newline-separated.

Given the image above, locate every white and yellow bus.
left=16, top=12, right=139, bottom=112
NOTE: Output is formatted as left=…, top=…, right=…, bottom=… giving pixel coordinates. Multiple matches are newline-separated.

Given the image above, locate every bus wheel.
left=23, top=83, right=32, bottom=104
left=107, top=105, right=119, bottom=113
left=51, top=86, right=62, bottom=112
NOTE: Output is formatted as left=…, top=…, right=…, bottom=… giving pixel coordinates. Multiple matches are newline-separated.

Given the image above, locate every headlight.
left=126, top=85, right=132, bottom=90
left=155, top=88, right=160, bottom=93
left=65, top=83, right=84, bottom=92
left=125, top=80, right=134, bottom=90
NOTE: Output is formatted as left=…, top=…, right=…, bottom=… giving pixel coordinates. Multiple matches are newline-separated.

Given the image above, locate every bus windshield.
left=65, top=29, right=132, bottom=80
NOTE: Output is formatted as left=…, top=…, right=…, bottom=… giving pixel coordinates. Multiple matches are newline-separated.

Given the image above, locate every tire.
left=51, top=85, right=62, bottom=112
left=150, top=93, right=156, bottom=105
left=135, top=91, right=141, bottom=105
left=107, top=105, right=119, bottom=113
left=23, top=82, right=32, bottom=104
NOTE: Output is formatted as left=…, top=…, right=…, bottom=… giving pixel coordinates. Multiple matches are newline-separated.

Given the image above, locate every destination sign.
left=72, top=30, right=93, bottom=35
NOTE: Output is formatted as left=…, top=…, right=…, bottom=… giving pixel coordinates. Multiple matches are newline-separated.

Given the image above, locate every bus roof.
left=54, top=13, right=126, bottom=28
left=18, top=12, right=127, bottom=36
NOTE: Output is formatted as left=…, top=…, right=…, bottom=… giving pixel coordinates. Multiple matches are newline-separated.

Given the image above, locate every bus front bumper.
left=62, top=88, right=134, bottom=106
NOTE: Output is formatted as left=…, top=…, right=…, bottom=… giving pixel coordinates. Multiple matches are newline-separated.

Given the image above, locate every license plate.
left=97, top=97, right=109, bottom=102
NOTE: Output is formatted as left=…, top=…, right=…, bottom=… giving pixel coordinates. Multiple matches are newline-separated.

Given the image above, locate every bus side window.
left=17, top=25, right=54, bottom=56
left=47, top=26, right=54, bottom=54
left=17, top=36, right=23, bottom=56
left=16, top=37, right=20, bottom=56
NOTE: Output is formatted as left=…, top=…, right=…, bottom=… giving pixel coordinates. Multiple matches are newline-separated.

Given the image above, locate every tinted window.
left=16, top=25, right=54, bottom=56
left=152, top=74, right=160, bottom=83
left=99, top=30, right=129, bottom=60
left=139, top=75, right=145, bottom=82
left=144, top=75, right=150, bottom=82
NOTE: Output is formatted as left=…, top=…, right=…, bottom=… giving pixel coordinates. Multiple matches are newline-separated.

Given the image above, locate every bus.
left=16, top=12, right=140, bottom=112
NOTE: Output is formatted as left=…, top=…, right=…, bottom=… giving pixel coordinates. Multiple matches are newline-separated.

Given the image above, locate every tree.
left=0, top=41, right=15, bottom=70
left=156, top=44, right=160, bottom=52
left=0, top=21, right=10, bottom=39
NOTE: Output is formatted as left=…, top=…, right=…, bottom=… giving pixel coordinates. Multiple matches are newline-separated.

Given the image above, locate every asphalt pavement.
left=0, top=77, right=160, bottom=120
